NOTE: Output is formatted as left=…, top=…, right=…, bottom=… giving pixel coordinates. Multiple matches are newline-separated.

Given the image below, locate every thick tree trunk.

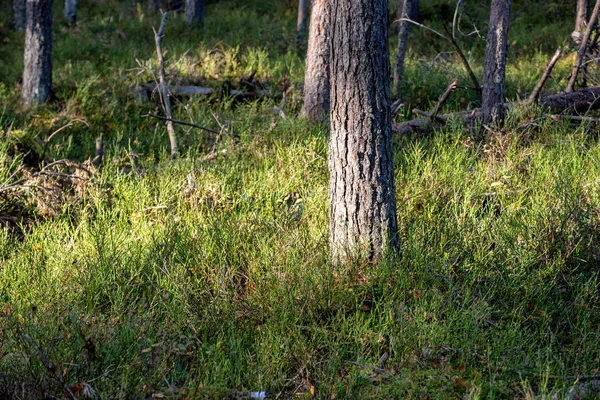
left=22, top=0, right=53, bottom=107
left=64, top=0, right=76, bottom=24
left=185, top=0, right=205, bottom=26
left=329, top=0, right=399, bottom=262
left=393, top=0, right=412, bottom=98
left=12, top=0, right=26, bottom=30
left=301, top=0, right=330, bottom=123
left=482, top=0, right=511, bottom=128
left=297, top=0, right=309, bottom=35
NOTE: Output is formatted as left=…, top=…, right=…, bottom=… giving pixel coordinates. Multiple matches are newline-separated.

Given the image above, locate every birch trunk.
left=185, top=0, right=205, bottom=26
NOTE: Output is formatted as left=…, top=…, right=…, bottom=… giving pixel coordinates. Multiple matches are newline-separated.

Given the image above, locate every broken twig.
left=142, top=113, right=220, bottom=135
left=527, top=47, right=562, bottom=104
left=429, top=78, right=458, bottom=121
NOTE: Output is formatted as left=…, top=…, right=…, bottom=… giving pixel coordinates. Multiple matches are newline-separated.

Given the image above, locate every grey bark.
left=184, top=0, right=204, bottom=26
left=22, top=0, right=53, bottom=107
left=393, top=0, right=412, bottom=98
left=481, top=0, right=511, bottom=128
left=576, top=0, right=589, bottom=33
left=301, top=0, right=330, bottom=123
left=328, top=0, right=399, bottom=262
left=297, top=0, right=309, bottom=35
left=12, top=0, right=26, bottom=30
left=64, top=0, right=76, bottom=24
left=567, top=0, right=600, bottom=92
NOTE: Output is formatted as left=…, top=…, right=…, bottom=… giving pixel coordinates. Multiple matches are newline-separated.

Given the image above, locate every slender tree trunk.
left=64, top=0, right=77, bottom=24
left=329, top=0, right=399, bottom=262
left=297, top=0, right=309, bottom=35
left=23, top=0, right=53, bottom=107
left=482, top=0, right=511, bottom=128
left=12, top=0, right=26, bottom=30
left=301, top=0, right=330, bottom=123
left=150, top=0, right=159, bottom=13
left=576, top=0, right=589, bottom=33
left=185, top=0, right=205, bottom=26
left=393, top=0, right=412, bottom=98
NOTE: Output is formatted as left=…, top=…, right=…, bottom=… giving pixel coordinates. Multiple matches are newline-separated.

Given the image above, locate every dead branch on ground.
left=527, top=47, right=562, bottom=104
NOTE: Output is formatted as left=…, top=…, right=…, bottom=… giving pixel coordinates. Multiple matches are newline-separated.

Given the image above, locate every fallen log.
left=394, top=86, right=600, bottom=135
left=140, top=83, right=269, bottom=98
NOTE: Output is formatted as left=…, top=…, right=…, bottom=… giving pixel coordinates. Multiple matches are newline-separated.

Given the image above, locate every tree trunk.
left=393, top=0, right=412, bottom=98
left=12, top=0, right=26, bottom=30
left=184, top=0, right=204, bottom=25
left=64, top=0, right=76, bottom=24
left=22, top=0, right=53, bottom=107
left=576, top=0, right=589, bottom=34
left=297, top=0, right=309, bottom=35
left=482, top=0, right=511, bottom=128
left=329, top=0, right=399, bottom=262
left=150, top=0, right=159, bottom=13
left=301, top=0, right=330, bottom=123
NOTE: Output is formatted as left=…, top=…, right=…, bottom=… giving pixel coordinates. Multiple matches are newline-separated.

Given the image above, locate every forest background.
left=1, top=0, right=600, bottom=398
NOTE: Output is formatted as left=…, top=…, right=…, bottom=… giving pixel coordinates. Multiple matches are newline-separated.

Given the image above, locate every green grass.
left=1, top=0, right=600, bottom=398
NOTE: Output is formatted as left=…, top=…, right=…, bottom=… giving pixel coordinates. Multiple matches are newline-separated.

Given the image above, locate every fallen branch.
left=443, top=24, right=481, bottom=93
left=142, top=113, right=220, bottom=135
left=429, top=78, right=458, bottom=121
left=567, top=0, right=600, bottom=92
left=140, top=83, right=269, bottom=98
left=394, top=86, right=600, bottom=135
left=154, top=12, right=178, bottom=160
left=527, top=47, right=562, bottom=104
left=21, top=333, right=78, bottom=400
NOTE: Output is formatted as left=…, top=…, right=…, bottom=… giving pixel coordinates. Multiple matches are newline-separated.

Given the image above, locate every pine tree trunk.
left=23, top=0, right=53, bottom=107
left=185, top=0, right=204, bottom=26
left=297, top=0, right=309, bottom=35
left=301, top=0, right=330, bottom=123
left=393, top=0, right=412, bottom=98
left=482, top=0, right=511, bottom=128
left=576, top=0, right=589, bottom=33
left=12, top=0, right=26, bottom=30
left=329, top=0, right=399, bottom=262
left=64, top=0, right=77, bottom=24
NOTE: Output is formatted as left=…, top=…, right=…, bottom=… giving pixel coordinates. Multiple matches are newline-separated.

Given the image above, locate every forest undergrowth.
left=1, top=0, right=599, bottom=398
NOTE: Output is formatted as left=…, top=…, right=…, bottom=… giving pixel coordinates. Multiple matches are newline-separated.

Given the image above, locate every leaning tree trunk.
left=12, top=0, right=26, bottom=30
left=185, top=0, right=205, bottom=26
left=23, top=0, right=53, bottom=107
left=297, top=0, right=309, bottom=36
left=482, top=0, right=511, bottom=128
left=64, top=0, right=77, bottom=24
left=392, top=0, right=413, bottom=98
left=329, top=0, right=399, bottom=262
left=301, top=0, right=330, bottom=123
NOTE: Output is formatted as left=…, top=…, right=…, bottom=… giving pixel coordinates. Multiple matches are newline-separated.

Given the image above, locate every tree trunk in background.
left=576, top=0, right=589, bottom=33
left=482, top=0, right=511, bottom=128
left=301, top=0, right=330, bottom=123
left=12, top=0, right=26, bottom=30
left=185, top=0, right=205, bottom=26
left=23, top=0, right=53, bottom=107
left=392, top=0, right=412, bottom=98
left=297, top=0, right=309, bottom=36
left=64, top=0, right=77, bottom=24
left=150, top=0, right=159, bottom=13
left=328, top=0, right=399, bottom=262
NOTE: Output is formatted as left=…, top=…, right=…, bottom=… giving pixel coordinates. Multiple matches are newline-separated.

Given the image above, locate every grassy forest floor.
left=1, top=0, right=600, bottom=398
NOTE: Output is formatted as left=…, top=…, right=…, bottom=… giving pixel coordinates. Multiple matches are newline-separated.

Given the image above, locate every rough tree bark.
left=329, top=0, right=399, bottom=262
left=23, top=0, right=53, bottom=107
left=297, top=0, right=309, bottom=35
left=64, top=0, right=77, bottom=24
left=393, top=0, right=413, bottom=98
left=12, top=0, right=26, bottom=30
left=185, top=0, right=205, bottom=26
left=301, top=0, right=330, bottom=123
left=482, top=0, right=511, bottom=128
